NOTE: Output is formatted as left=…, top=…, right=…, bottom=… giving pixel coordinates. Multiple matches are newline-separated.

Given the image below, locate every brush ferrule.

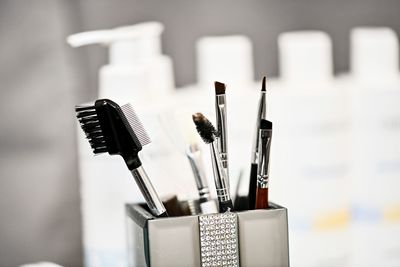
left=216, top=188, right=231, bottom=202
left=215, top=95, right=229, bottom=183
left=210, top=142, right=231, bottom=203
left=131, top=166, right=167, bottom=217
left=251, top=91, right=267, bottom=163
left=257, top=175, right=269, bottom=189
left=257, top=129, right=272, bottom=188
left=186, top=146, right=211, bottom=202
left=198, top=188, right=211, bottom=202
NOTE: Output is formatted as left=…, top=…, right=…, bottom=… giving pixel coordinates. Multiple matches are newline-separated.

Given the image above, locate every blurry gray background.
left=0, top=0, right=399, bottom=266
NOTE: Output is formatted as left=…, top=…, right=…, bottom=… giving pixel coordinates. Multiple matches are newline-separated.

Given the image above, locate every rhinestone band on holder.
left=199, top=212, right=240, bottom=267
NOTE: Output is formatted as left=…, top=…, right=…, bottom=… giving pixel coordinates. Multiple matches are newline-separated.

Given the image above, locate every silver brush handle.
left=251, top=91, right=266, bottom=163
left=131, top=166, right=167, bottom=217
left=257, top=129, right=272, bottom=189
left=186, top=149, right=211, bottom=202
left=216, top=96, right=230, bottom=181
left=210, top=142, right=231, bottom=203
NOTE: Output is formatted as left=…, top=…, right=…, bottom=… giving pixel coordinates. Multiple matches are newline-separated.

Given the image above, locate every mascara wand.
left=192, top=113, right=233, bottom=213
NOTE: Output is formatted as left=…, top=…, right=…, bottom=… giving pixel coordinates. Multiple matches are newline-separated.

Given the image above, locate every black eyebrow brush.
left=75, top=99, right=168, bottom=217
left=192, top=112, right=233, bottom=213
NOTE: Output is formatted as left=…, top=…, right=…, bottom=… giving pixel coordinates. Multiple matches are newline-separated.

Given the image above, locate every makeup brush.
left=214, top=81, right=230, bottom=187
left=158, top=111, right=217, bottom=214
left=75, top=99, right=168, bottom=217
left=248, top=76, right=267, bottom=209
left=186, top=143, right=218, bottom=214
left=255, top=119, right=273, bottom=210
left=192, top=113, right=233, bottom=213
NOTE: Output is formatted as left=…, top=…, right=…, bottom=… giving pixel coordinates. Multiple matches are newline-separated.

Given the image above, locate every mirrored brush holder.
left=126, top=197, right=289, bottom=267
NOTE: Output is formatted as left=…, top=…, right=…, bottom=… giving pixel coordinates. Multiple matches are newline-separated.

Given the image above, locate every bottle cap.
left=196, top=35, right=254, bottom=86
left=351, top=27, right=399, bottom=81
left=278, top=31, right=333, bottom=83
left=67, top=22, right=164, bottom=65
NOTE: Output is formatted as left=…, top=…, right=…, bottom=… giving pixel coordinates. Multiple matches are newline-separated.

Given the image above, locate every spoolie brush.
left=192, top=113, right=233, bottom=213
left=75, top=99, right=168, bottom=217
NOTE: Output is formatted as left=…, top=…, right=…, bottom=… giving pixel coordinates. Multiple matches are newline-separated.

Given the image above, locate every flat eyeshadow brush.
left=248, top=76, right=267, bottom=209
left=75, top=99, right=168, bottom=217
left=192, top=112, right=233, bottom=213
left=214, top=81, right=230, bottom=187
left=255, top=119, right=273, bottom=210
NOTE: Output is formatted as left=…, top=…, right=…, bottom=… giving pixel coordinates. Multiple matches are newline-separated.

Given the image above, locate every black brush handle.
left=248, top=163, right=258, bottom=210
left=219, top=199, right=234, bottom=213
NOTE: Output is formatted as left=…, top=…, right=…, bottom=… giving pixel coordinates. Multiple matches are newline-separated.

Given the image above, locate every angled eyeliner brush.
left=214, top=81, right=229, bottom=188
left=192, top=113, right=233, bottom=213
left=248, top=76, right=267, bottom=209
left=75, top=99, right=168, bottom=217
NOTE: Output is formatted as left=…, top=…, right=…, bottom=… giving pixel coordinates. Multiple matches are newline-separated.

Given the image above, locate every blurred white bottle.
left=346, top=27, right=400, bottom=267
left=269, top=31, right=351, bottom=267
left=68, top=22, right=195, bottom=267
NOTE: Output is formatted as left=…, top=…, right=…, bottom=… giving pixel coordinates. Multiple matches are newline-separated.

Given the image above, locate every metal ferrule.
left=257, top=128, right=272, bottom=189
left=251, top=91, right=267, bottom=163
left=215, top=95, right=229, bottom=176
left=131, top=166, right=167, bottom=217
left=186, top=144, right=211, bottom=202
left=210, top=141, right=231, bottom=202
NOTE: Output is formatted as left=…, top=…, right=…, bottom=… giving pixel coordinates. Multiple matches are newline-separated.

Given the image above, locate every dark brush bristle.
left=214, top=81, right=226, bottom=95
left=260, top=119, right=273, bottom=130
left=192, top=113, right=218, bottom=144
left=261, top=76, right=267, bottom=92
left=75, top=104, right=108, bottom=154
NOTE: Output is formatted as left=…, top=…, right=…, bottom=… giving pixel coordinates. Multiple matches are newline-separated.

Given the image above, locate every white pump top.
left=67, top=22, right=164, bottom=65
left=278, top=31, right=333, bottom=83
left=351, top=27, right=399, bottom=81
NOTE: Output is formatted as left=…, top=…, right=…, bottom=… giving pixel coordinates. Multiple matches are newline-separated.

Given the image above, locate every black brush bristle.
left=75, top=99, right=148, bottom=170
left=260, top=119, right=273, bottom=130
left=192, top=113, right=218, bottom=144
left=75, top=104, right=108, bottom=154
left=214, top=81, right=226, bottom=95
left=261, top=76, right=267, bottom=92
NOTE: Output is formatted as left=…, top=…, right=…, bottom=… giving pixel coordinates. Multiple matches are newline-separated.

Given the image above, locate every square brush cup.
left=126, top=197, right=289, bottom=267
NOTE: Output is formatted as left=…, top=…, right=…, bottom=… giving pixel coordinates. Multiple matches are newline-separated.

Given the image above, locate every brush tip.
left=192, top=112, right=217, bottom=144
left=260, top=119, right=273, bottom=130
left=214, top=81, right=226, bottom=95
left=261, top=76, right=267, bottom=92
left=192, top=112, right=205, bottom=123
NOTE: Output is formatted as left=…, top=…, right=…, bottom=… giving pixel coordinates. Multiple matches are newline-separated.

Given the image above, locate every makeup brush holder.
left=126, top=197, right=289, bottom=267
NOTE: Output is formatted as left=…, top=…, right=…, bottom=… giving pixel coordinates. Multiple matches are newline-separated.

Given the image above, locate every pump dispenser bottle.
left=269, top=31, right=351, bottom=267
left=68, top=22, right=174, bottom=103
left=68, top=22, right=190, bottom=267
left=346, top=27, right=400, bottom=267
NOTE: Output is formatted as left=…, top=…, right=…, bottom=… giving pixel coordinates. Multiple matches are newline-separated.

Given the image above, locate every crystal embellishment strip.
left=199, top=212, right=240, bottom=267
